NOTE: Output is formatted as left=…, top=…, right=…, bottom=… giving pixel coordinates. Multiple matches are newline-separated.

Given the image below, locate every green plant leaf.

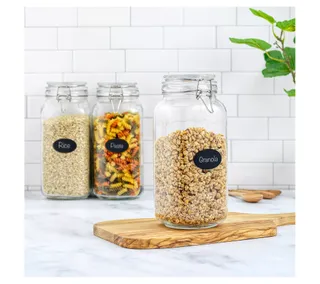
left=249, top=8, right=276, bottom=24
left=262, top=66, right=291, bottom=77
left=284, top=89, right=296, bottom=97
left=283, top=47, right=295, bottom=70
left=276, top=18, right=295, bottom=32
left=264, top=50, right=284, bottom=64
left=262, top=51, right=290, bottom=77
left=293, top=36, right=296, bottom=43
left=229, top=38, right=271, bottom=51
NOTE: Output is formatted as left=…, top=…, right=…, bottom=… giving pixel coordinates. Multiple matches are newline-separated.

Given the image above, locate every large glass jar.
left=41, top=82, right=91, bottom=199
left=92, top=83, right=143, bottom=199
left=154, top=74, right=228, bottom=229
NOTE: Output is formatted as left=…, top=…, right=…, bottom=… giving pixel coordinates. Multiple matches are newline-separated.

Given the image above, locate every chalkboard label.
left=193, top=149, right=222, bottom=170
left=106, top=139, right=129, bottom=153
left=53, top=139, right=77, bottom=153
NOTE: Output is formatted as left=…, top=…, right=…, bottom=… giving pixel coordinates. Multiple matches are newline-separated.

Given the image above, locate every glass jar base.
left=162, top=220, right=219, bottom=230
left=44, top=194, right=90, bottom=200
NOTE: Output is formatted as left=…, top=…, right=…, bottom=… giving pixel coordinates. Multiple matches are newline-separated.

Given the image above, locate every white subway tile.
left=237, top=7, right=290, bottom=25
left=25, top=51, right=72, bottom=73
left=222, top=73, right=274, bottom=94
left=25, top=28, right=57, bottom=50
left=27, top=96, right=45, bottom=118
left=126, top=50, right=178, bottom=72
left=73, top=51, right=125, bottom=72
left=25, top=8, right=77, bottom=27
left=274, top=76, right=295, bottom=94
left=25, top=119, right=41, bottom=141
left=290, top=7, right=295, bottom=17
left=78, top=8, right=130, bottom=26
left=269, top=118, right=295, bottom=139
left=239, top=95, right=290, bottom=117
left=25, top=142, right=41, bottom=163
left=116, top=73, right=165, bottom=95
left=111, top=27, right=162, bottom=49
left=144, top=164, right=154, bottom=186
left=217, top=26, right=269, bottom=48
left=274, top=163, right=295, bottom=185
left=290, top=98, right=295, bottom=117
left=217, top=95, right=237, bottom=117
left=139, top=95, right=162, bottom=117
left=164, top=27, right=215, bottom=49
left=228, top=163, right=273, bottom=185
left=143, top=118, right=153, bottom=141
left=131, top=7, right=183, bottom=26
left=64, top=73, right=116, bottom=95
left=143, top=141, right=154, bottom=163
left=58, top=28, right=110, bottom=50
left=232, top=141, right=282, bottom=162
left=284, top=141, right=295, bottom=162
left=179, top=50, right=230, bottom=71
left=232, top=49, right=265, bottom=71
left=228, top=118, right=268, bottom=139
left=184, top=7, right=236, bottom=26
left=25, top=74, right=63, bottom=95
left=238, top=185, right=289, bottom=190
left=25, top=164, right=41, bottom=186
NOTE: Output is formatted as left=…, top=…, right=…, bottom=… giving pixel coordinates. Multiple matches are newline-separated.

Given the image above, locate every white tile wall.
left=24, top=7, right=295, bottom=190
left=58, top=28, right=110, bottom=50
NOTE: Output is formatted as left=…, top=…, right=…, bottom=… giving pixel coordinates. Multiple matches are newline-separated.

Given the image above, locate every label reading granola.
left=53, top=138, right=77, bottom=153
left=193, top=149, right=222, bottom=169
left=106, top=139, right=129, bottom=153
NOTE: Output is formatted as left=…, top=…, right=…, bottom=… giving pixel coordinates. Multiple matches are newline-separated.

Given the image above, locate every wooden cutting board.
left=93, top=212, right=295, bottom=249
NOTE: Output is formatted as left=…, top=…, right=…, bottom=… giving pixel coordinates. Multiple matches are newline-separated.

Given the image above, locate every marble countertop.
left=25, top=189, right=295, bottom=277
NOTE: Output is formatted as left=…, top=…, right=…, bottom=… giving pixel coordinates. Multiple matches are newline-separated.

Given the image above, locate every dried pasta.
left=93, top=112, right=141, bottom=197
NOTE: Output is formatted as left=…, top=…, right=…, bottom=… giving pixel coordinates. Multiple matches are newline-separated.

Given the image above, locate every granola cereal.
left=154, top=127, right=227, bottom=228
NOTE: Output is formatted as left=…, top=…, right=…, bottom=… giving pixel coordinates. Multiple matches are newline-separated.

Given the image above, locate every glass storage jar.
left=92, top=82, right=143, bottom=199
left=41, top=82, right=91, bottom=199
left=154, top=74, right=228, bottom=229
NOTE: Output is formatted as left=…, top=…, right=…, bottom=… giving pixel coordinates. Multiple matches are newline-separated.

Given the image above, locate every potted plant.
left=230, top=8, right=296, bottom=96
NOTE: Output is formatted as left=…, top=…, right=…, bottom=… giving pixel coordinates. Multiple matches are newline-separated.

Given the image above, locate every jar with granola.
left=92, top=83, right=143, bottom=199
left=41, top=82, right=91, bottom=199
left=154, top=74, right=228, bottom=229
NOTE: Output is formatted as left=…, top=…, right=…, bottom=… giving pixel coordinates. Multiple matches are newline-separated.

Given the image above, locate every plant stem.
left=265, top=52, right=285, bottom=63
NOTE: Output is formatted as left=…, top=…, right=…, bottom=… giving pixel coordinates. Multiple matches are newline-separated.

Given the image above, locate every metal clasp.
left=109, top=85, right=124, bottom=113
left=195, top=79, right=214, bottom=113
left=56, top=86, right=72, bottom=102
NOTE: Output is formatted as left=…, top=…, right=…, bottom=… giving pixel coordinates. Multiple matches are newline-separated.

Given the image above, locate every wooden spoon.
left=235, top=189, right=276, bottom=199
left=228, top=191, right=263, bottom=203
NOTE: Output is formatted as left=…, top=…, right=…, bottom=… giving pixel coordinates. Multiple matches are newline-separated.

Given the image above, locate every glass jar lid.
left=162, top=74, right=217, bottom=94
left=97, top=82, right=139, bottom=97
left=45, top=82, right=88, bottom=98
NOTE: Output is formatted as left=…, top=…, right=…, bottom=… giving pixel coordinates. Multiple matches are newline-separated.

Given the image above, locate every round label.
left=53, top=139, right=77, bottom=153
left=106, top=139, right=129, bottom=153
left=193, top=149, right=222, bottom=170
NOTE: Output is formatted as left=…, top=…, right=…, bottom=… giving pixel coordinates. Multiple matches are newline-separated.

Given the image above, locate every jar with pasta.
left=154, top=74, right=228, bottom=229
left=92, top=83, right=143, bottom=199
left=41, top=82, right=91, bottom=199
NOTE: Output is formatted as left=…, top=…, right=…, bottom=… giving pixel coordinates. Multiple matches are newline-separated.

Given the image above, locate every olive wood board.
left=93, top=212, right=295, bottom=249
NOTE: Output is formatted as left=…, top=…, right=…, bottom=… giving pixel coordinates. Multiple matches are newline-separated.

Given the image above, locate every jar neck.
left=46, top=96, right=88, bottom=102
left=97, top=96, right=139, bottom=102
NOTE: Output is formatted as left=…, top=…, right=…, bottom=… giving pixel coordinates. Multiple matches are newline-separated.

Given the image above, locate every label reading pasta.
left=53, top=139, right=77, bottom=153
left=106, top=139, right=129, bottom=153
left=193, top=149, right=222, bottom=169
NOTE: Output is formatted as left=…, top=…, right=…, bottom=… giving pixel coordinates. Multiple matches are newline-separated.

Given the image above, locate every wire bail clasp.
left=56, top=86, right=72, bottom=102
left=195, top=79, right=214, bottom=114
left=110, top=85, right=124, bottom=113
left=57, top=86, right=72, bottom=113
